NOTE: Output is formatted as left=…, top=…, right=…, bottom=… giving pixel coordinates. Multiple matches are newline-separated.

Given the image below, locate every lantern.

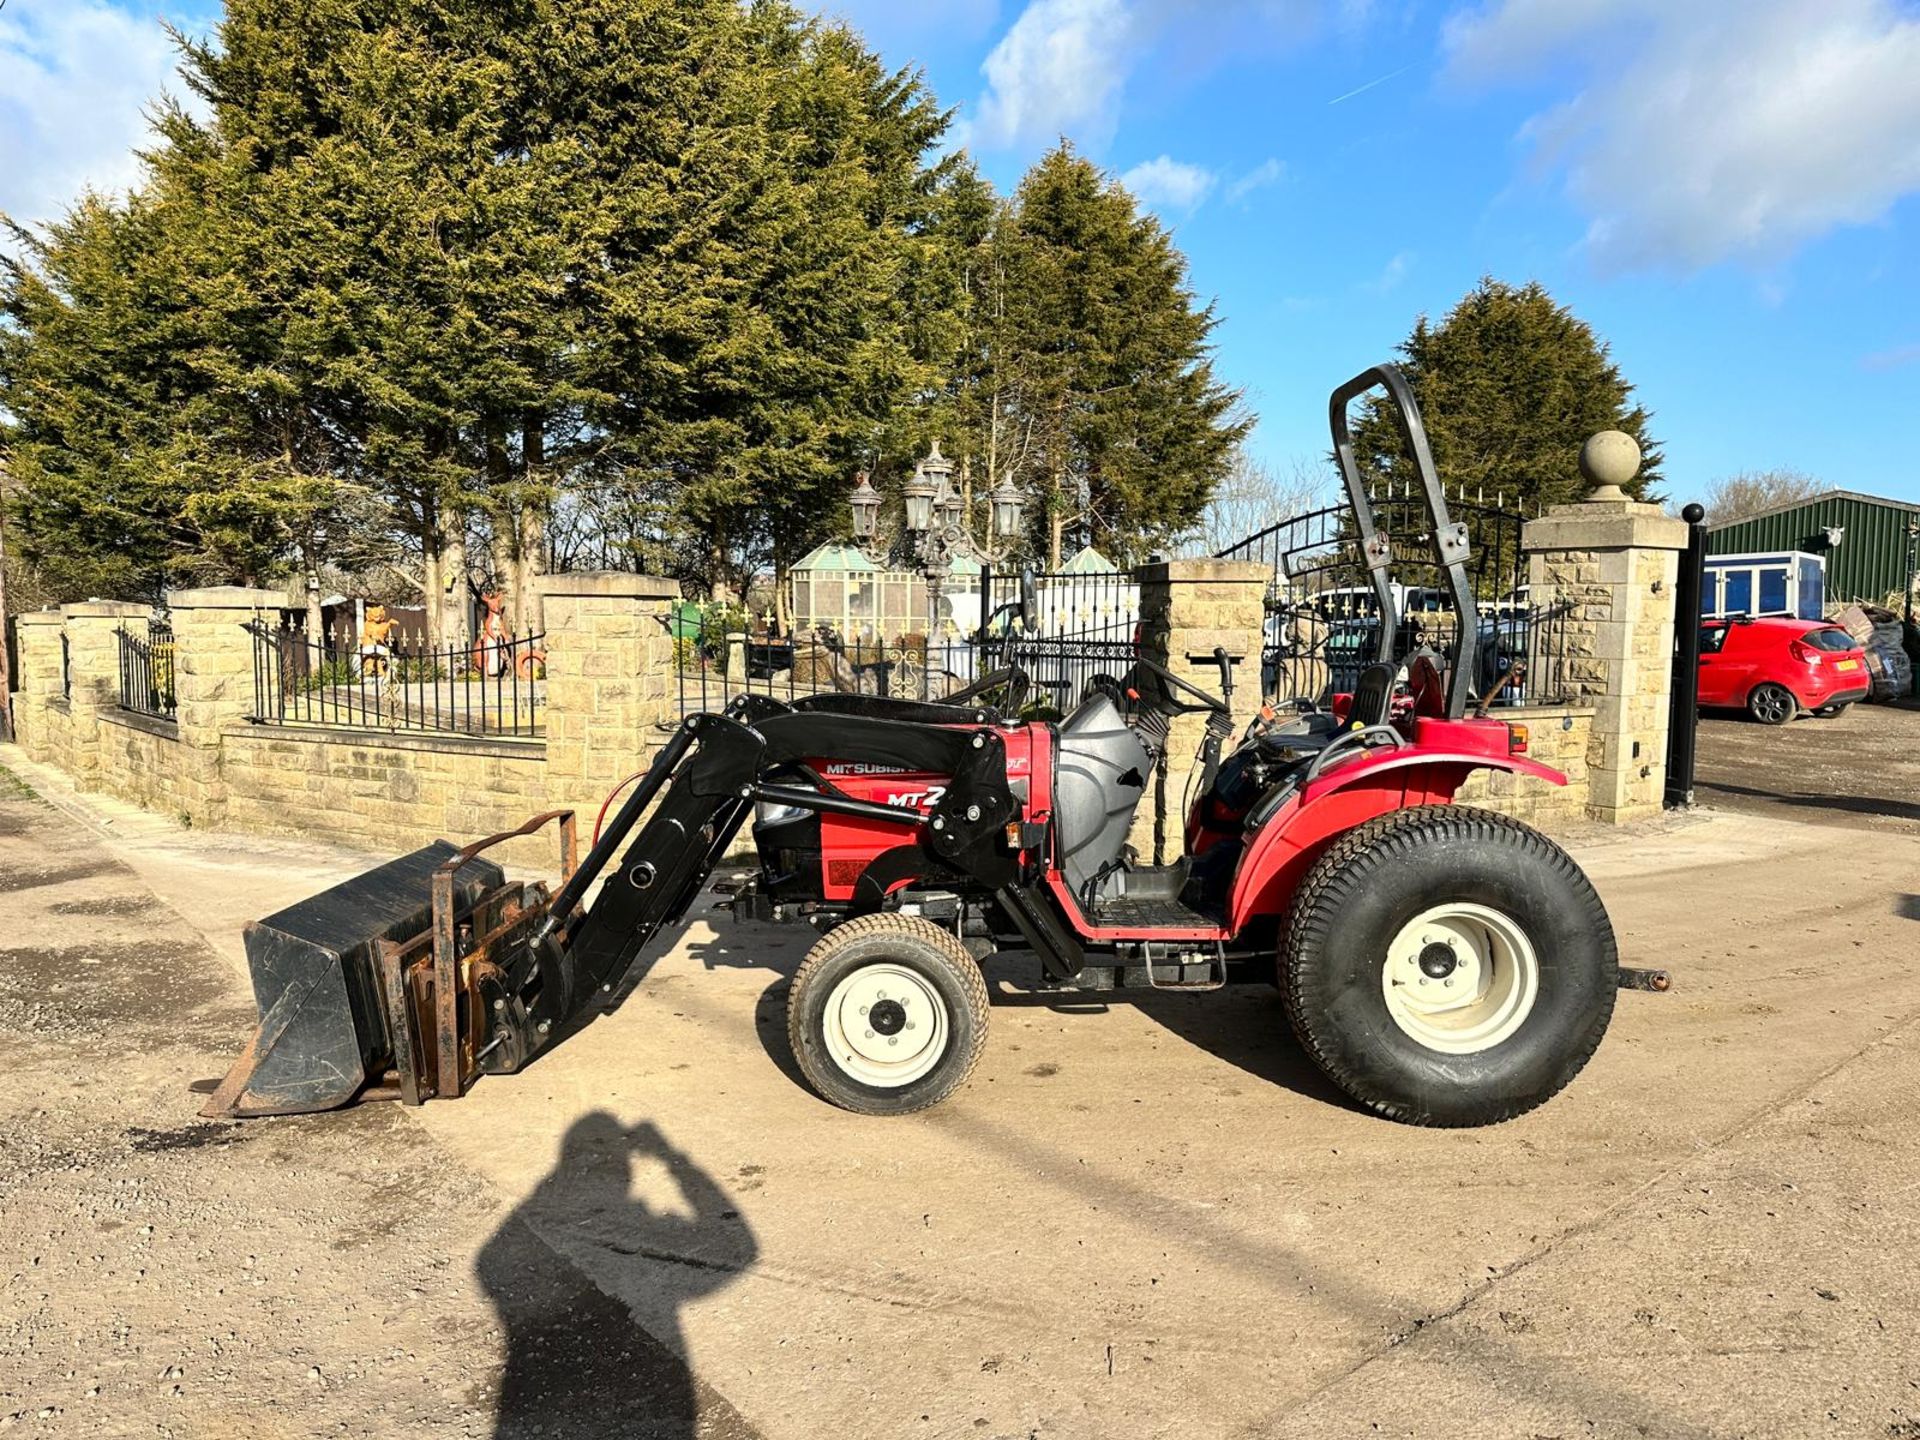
left=988, top=475, right=1025, bottom=540
left=848, top=470, right=881, bottom=540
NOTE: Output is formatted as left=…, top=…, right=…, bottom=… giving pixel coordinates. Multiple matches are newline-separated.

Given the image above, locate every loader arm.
left=536, top=708, right=1021, bottom=1041
left=205, top=704, right=1024, bottom=1118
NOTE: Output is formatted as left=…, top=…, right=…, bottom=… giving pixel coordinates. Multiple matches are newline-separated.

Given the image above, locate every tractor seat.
left=1348, top=662, right=1396, bottom=728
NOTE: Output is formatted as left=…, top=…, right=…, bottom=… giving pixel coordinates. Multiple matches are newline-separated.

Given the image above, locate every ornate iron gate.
left=1215, top=488, right=1568, bottom=708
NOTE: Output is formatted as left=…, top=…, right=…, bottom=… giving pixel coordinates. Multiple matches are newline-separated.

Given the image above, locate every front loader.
left=204, top=365, right=1665, bottom=1128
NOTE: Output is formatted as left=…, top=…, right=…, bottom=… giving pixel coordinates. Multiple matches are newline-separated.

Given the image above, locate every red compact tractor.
left=206, top=366, right=1661, bottom=1129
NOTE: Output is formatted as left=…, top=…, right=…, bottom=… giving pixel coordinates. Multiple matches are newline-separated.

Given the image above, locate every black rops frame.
left=1328, top=364, right=1481, bottom=720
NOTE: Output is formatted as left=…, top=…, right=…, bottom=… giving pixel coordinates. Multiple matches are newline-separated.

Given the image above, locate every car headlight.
left=754, top=800, right=809, bottom=828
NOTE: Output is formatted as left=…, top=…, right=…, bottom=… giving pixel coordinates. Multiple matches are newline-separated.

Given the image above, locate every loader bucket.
left=200, top=842, right=506, bottom=1118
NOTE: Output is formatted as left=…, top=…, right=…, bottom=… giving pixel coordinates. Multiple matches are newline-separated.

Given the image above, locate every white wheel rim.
left=1380, top=902, right=1540, bottom=1055
left=821, top=963, right=951, bottom=1088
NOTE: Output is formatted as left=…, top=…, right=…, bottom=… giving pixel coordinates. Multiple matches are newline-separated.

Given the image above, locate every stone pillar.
left=10, top=610, right=68, bottom=764
left=59, top=600, right=153, bottom=789
left=1522, top=433, right=1686, bottom=824
left=167, top=586, right=285, bottom=825
left=536, top=572, right=683, bottom=816
left=1131, top=559, right=1267, bottom=860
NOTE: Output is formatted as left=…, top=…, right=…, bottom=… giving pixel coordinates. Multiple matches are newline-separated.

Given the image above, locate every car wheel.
left=787, top=913, right=989, bottom=1116
left=1746, top=682, right=1797, bottom=726
left=1282, top=806, right=1618, bottom=1127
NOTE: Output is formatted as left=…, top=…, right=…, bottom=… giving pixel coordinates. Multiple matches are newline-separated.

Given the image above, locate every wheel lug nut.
left=887, top=1036, right=898, bottom=1046
left=1443, top=978, right=1454, bottom=988
left=859, top=1005, right=868, bottom=1015
left=905, top=1021, right=916, bottom=1030
left=864, top=1029, right=873, bottom=1039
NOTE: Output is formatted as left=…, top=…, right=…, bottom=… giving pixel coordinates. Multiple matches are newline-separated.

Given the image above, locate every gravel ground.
left=6, top=750, right=1920, bottom=1439
left=0, top=775, right=754, bottom=1440
left=1694, top=698, right=1920, bottom=834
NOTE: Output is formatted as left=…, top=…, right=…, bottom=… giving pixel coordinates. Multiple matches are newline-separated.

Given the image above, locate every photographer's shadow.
left=476, top=1112, right=760, bottom=1439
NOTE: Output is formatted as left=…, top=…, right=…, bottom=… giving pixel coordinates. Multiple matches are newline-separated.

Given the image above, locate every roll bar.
left=1328, top=364, right=1480, bottom=720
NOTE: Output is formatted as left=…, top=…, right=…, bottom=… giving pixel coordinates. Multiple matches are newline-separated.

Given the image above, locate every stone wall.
left=1131, top=558, right=1268, bottom=859
left=1453, top=705, right=1595, bottom=824
left=222, top=727, right=553, bottom=867
left=1523, top=501, right=1686, bottom=823
left=97, top=713, right=184, bottom=818
left=5, top=509, right=1674, bottom=868
left=5, top=573, right=685, bottom=876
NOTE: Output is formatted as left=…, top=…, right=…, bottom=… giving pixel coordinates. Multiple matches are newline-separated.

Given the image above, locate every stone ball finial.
left=1579, top=430, right=1641, bottom=501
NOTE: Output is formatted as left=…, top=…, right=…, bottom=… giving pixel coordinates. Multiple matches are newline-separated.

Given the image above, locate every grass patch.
left=0, top=763, right=41, bottom=801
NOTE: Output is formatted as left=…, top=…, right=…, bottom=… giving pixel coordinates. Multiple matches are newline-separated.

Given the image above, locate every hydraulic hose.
left=594, top=770, right=648, bottom=845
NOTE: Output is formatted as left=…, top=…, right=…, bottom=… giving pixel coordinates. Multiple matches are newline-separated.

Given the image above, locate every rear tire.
left=1282, top=806, right=1617, bottom=1127
left=1747, top=682, right=1797, bottom=725
left=787, top=914, right=989, bottom=1116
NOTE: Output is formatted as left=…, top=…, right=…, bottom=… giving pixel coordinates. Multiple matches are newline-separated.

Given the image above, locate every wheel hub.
left=821, top=963, right=951, bottom=1088
left=1382, top=903, right=1540, bottom=1055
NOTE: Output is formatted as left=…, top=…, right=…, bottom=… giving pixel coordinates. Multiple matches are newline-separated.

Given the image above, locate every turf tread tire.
left=787, top=913, right=990, bottom=1117
left=1281, top=805, right=1617, bottom=1128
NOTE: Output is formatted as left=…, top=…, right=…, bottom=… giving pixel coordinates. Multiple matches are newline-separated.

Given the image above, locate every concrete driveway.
left=3, top=745, right=1918, bottom=1439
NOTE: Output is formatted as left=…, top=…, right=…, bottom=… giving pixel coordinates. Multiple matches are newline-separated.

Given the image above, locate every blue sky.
left=6, top=0, right=1919, bottom=505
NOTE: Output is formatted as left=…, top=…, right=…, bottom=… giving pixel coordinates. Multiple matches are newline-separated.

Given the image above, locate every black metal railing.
left=116, top=618, right=176, bottom=720
left=247, top=621, right=547, bottom=737
left=971, top=566, right=1142, bottom=714
left=676, top=567, right=1145, bottom=721
left=671, top=620, right=1024, bottom=718
left=1218, top=492, right=1571, bottom=708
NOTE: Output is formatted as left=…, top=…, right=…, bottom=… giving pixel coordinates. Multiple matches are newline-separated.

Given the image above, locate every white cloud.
left=1226, top=157, right=1285, bottom=202
left=0, top=1, right=192, bottom=227
left=1861, top=342, right=1920, bottom=373
left=1362, top=249, right=1413, bottom=293
left=967, top=0, right=1316, bottom=152
left=1120, top=154, right=1218, bottom=212
left=1443, top=0, right=1920, bottom=271
left=971, top=0, right=1137, bottom=150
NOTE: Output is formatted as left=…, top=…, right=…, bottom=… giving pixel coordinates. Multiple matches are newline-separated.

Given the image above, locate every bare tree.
left=1695, top=469, right=1826, bottom=526
left=1174, top=450, right=1334, bottom=557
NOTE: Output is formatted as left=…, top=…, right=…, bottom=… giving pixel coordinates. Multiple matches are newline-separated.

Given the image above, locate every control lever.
left=1181, top=648, right=1244, bottom=806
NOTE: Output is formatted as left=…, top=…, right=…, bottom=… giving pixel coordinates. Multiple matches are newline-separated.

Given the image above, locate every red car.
left=1697, top=617, right=1870, bottom=724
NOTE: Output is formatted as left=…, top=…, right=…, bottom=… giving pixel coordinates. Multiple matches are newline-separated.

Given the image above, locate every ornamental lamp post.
left=848, top=470, right=881, bottom=542
left=989, top=474, right=1025, bottom=541
left=851, top=442, right=1028, bottom=699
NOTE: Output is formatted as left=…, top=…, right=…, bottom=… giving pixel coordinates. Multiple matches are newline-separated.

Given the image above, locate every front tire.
left=1282, top=806, right=1617, bottom=1127
left=787, top=914, right=990, bottom=1116
left=1747, top=682, right=1797, bottom=725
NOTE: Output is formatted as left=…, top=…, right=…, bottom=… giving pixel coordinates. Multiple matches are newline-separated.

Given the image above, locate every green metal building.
left=1707, top=490, right=1920, bottom=607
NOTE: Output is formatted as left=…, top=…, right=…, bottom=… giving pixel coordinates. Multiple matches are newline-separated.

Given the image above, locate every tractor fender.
left=1226, top=750, right=1567, bottom=935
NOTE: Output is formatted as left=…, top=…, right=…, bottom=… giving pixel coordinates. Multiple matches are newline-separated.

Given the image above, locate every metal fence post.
left=1664, top=502, right=1707, bottom=809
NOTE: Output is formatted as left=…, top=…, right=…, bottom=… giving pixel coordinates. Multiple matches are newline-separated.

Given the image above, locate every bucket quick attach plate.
left=201, top=811, right=580, bottom=1119
left=200, top=843, right=505, bottom=1118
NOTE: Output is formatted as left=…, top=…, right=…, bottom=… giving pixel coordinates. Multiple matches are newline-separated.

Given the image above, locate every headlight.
left=754, top=800, right=809, bottom=828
